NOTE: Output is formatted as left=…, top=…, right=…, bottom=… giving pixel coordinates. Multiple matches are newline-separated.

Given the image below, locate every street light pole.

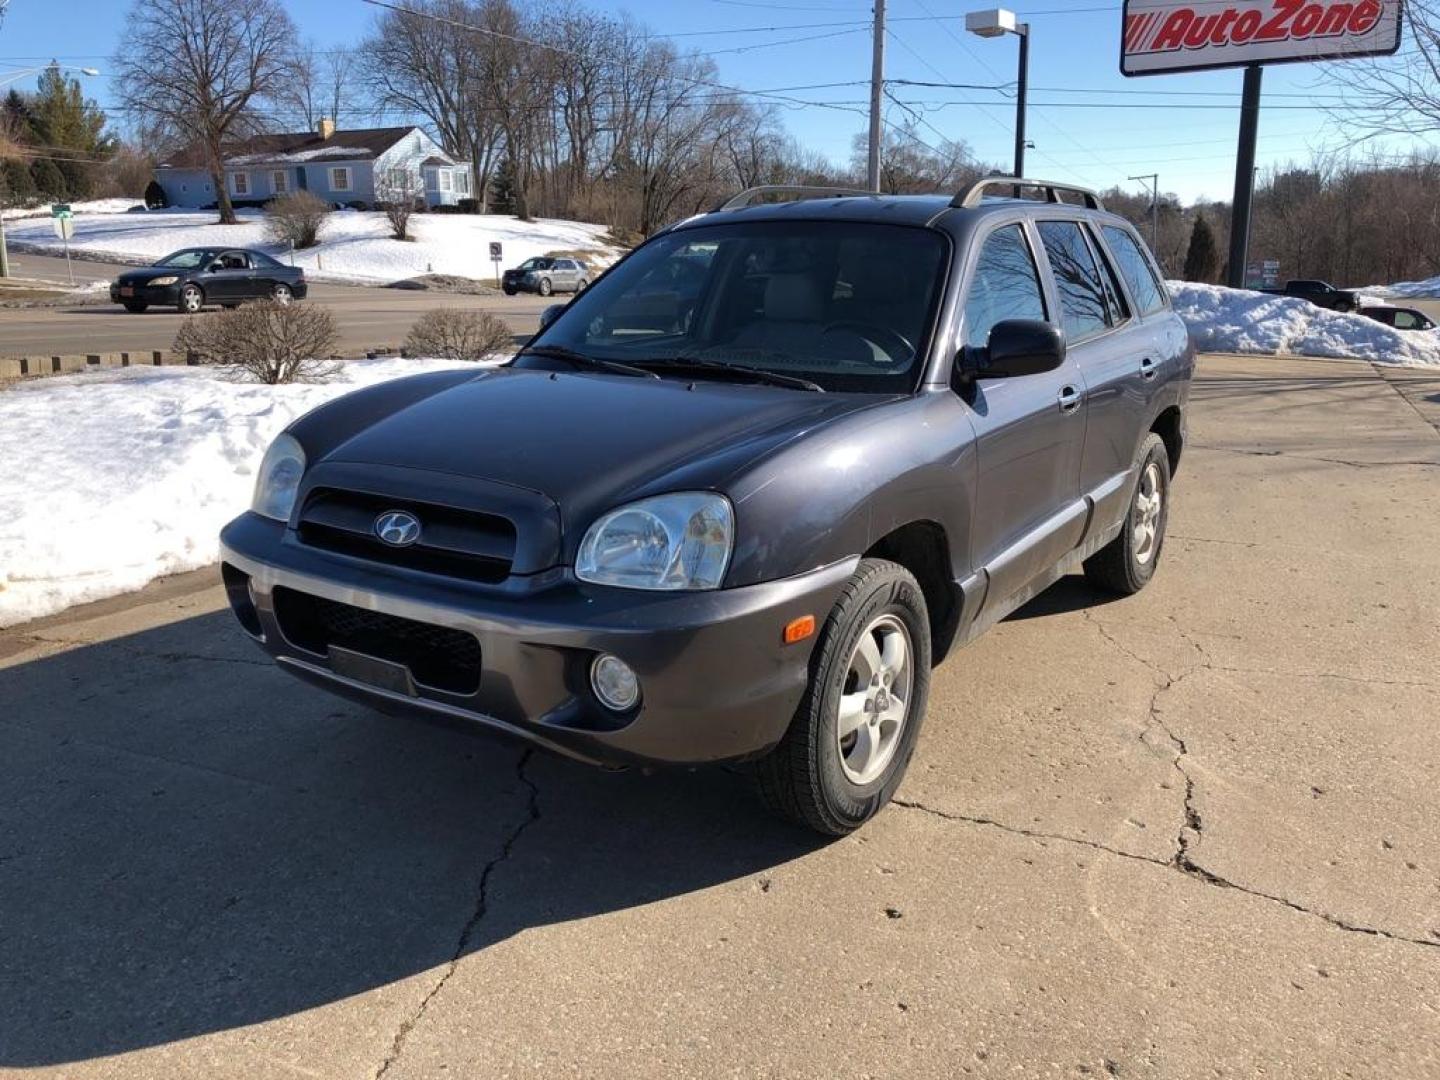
left=1129, top=172, right=1159, bottom=254
left=0, top=64, right=100, bottom=278
left=965, top=9, right=1030, bottom=178
left=866, top=0, right=886, bottom=192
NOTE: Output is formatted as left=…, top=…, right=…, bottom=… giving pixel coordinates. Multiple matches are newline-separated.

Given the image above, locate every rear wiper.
left=636, top=355, right=824, bottom=392
left=518, top=345, right=658, bottom=379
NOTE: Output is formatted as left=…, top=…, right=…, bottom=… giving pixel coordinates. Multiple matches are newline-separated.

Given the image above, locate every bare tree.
left=376, top=168, right=425, bottom=240
left=404, top=308, right=514, bottom=360
left=113, top=0, right=296, bottom=224
left=1323, top=0, right=1440, bottom=139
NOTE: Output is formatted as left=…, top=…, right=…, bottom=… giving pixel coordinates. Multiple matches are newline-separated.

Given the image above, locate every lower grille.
left=272, top=587, right=481, bottom=696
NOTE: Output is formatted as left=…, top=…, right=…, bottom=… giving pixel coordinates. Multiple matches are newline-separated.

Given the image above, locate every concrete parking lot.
left=2, top=353, right=1438, bottom=1079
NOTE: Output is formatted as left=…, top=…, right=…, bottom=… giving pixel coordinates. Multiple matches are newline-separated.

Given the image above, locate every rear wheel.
left=575, top=278, right=589, bottom=293
left=122, top=301, right=148, bottom=313
left=177, top=284, right=204, bottom=314
left=272, top=283, right=293, bottom=305
left=1083, top=432, right=1171, bottom=595
left=756, top=558, right=931, bottom=835
left=1334, top=300, right=1354, bottom=313
left=538, top=277, right=553, bottom=297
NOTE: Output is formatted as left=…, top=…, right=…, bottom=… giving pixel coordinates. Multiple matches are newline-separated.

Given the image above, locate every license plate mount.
left=119, top=287, right=134, bottom=297
left=328, top=645, right=417, bottom=697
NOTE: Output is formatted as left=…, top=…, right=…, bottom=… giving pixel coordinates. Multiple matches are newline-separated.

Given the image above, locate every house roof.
left=420, top=155, right=455, bottom=167
left=159, top=127, right=420, bottom=169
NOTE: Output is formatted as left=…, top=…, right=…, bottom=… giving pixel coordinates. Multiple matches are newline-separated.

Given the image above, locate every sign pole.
left=1226, top=63, right=1263, bottom=289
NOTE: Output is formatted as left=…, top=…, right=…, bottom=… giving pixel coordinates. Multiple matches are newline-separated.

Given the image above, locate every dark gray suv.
left=221, top=178, right=1193, bottom=835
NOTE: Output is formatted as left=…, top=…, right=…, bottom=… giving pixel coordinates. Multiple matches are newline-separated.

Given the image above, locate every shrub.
left=377, top=172, right=424, bottom=240
left=264, top=190, right=330, bottom=250
left=404, top=308, right=514, bottom=362
left=173, top=300, right=341, bottom=384
left=143, top=179, right=168, bottom=209
left=457, top=197, right=479, bottom=214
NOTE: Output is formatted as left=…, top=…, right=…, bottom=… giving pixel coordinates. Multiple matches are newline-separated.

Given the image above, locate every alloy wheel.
left=835, top=614, right=913, bottom=785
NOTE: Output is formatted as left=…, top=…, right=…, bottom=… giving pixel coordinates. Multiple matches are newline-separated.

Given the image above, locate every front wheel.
left=177, top=284, right=204, bottom=314
left=538, top=277, right=553, bottom=297
left=1083, top=432, right=1171, bottom=595
left=756, top=558, right=931, bottom=835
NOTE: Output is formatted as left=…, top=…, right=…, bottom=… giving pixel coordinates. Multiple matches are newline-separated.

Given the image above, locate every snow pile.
left=1357, top=275, right=1440, bottom=300
left=2, top=207, right=621, bottom=285
left=1, top=197, right=143, bottom=221
left=1167, top=281, right=1440, bottom=367
left=0, top=359, right=480, bottom=628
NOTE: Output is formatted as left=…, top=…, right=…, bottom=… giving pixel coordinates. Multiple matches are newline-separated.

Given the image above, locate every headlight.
left=147, top=275, right=179, bottom=286
left=251, top=433, right=306, bottom=522
left=576, top=492, right=733, bottom=591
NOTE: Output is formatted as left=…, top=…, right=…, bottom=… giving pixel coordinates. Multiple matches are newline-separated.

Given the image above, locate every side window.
left=1101, top=225, right=1166, bottom=316
left=1037, top=220, right=1111, bottom=341
left=1394, top=311, right=1418, bottom=329
left=1084, top=224, right=1130, bottom=325
left=962, top=224, right=1048, bottom=350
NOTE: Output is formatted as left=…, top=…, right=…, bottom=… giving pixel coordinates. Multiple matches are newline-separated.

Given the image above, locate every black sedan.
left=1361, top=304, right=1436, bottom=332
left=110, top=248, right=308, bottom=314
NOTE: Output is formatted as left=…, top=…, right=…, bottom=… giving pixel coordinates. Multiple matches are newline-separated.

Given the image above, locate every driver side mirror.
left=538, top=303, right=566, bottom=330
left=955, top=319, right=1065, bottom=390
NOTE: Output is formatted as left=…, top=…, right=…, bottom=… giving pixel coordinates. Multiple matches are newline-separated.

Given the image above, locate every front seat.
left=733, top=273, right=826, bottom=356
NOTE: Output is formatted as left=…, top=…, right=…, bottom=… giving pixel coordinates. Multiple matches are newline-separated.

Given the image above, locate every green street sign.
left=51, top=204, right=72, bottom=218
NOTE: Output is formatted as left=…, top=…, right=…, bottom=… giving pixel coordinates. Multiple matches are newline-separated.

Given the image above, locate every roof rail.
left=713, top=185, right=876, bottom=212
left=951, top=176, right=1105, bottom=211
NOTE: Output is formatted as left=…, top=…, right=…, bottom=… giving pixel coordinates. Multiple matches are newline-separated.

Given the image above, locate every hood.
left=116, top=266, right=177, bottom=284
left=321, top=367, right=882, bottom=533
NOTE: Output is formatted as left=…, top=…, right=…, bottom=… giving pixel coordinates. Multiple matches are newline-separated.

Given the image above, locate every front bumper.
left=220, top=512, right=856, bottom=767
left=111, top=281, right=181, bottom=305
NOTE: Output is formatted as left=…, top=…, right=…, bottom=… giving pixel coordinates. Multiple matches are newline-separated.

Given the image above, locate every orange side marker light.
left=784, top=615, right=816, bottom=645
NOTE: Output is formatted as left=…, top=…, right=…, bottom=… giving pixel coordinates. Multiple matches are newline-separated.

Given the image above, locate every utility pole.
left=1128, top=173, right=1159, bottom=255
left=1226, top=63, right=1262, bottom=288
left=866, top=0, right=886, bottom=192
left=1013, top=23, right=1029, bottom=178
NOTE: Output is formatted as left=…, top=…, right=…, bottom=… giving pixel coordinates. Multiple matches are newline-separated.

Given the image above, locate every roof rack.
left=713, top=185, right=876, bottom=212
left=951, top=176, right=1105, bottom=211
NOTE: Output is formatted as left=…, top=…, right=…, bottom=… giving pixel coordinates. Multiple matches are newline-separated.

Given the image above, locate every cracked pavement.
left=2, top=353, right=1438, bottom=1079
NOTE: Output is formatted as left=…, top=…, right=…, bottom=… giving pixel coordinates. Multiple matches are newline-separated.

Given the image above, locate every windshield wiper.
left=636, top=355, right=824, bottom=392
left=517, top=345, right=658, bottom=379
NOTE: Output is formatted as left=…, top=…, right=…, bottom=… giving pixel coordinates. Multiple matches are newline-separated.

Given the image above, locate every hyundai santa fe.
left=221, top=177, right=1194, bottom=835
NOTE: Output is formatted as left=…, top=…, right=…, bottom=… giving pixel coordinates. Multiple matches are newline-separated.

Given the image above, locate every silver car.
left=502, top=257, right=589, bottom=297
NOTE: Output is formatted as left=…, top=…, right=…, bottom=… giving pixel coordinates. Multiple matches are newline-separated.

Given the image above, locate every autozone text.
left=1126, top=0, right=1383, bottom=53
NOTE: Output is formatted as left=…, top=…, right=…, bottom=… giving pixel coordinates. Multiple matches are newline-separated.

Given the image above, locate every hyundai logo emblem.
left=373, top=510, right=422, bottom=547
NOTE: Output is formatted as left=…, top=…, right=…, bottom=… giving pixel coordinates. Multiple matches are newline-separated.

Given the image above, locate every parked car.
left=1258, top=279, right=1361, bottom=312
left=1361, top=304, right=1436, bottom=331
left=110, top=248, right=307, bottom=313
left=221, top=178, right=1193, bottom=834
left=502, top=256, right=589, bottom=296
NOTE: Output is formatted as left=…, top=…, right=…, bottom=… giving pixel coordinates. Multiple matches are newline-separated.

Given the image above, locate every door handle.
left=1057, top=385, right=1083, bottom=414
left=1140, top=356, right=1157, bottom=381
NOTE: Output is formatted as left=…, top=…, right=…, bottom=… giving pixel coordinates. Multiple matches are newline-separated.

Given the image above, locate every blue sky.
left=0, top=0, right=1396, bottom=203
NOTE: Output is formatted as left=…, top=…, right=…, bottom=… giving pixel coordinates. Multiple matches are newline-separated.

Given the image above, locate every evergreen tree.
left=30, top=156, right=67, bottom=199
left=1183, top=214, right=1219, bottom=283
left=489, top=158, right=518, bottom=216
left=28, top=65, right=114, bottom=199
left=2, top=158, right=36, bottom=203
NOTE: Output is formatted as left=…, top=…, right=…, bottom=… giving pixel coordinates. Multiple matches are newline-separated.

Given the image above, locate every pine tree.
left=1183, top=214, right=1219, bottom=283
left=27, top=65, right=114, bottom=198
left=30, top=156, right=67, bottom=199
left=2, top=158, right=36, bottom=203
left=489, top=158, right=517, bottom=216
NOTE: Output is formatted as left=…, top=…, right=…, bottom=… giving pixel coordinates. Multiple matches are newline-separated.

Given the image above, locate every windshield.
left=155, top=250, right=212, bottom=269
left=524, top=220, right=949, bottom=393
left=519, top=258, right=553, bottom=271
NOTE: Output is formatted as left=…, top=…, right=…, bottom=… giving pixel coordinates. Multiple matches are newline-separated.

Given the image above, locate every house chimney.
left=318, top=117, right=336, bottom=140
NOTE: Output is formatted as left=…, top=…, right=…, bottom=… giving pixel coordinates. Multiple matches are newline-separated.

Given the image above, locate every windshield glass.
left=524, top=220, right=949, bottom=393
left=519, top=258, right=553, bottom=271
left=156, top=250, right=211, bottom=269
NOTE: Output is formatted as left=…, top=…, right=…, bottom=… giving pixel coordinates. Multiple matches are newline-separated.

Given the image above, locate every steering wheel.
left=820, top=321, right=915, bottom=366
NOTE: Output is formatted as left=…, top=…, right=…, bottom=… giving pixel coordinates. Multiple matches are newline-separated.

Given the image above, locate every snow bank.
left=1, top=197, right=143, bottom=221
left=1356, top=275, right=1440, bottom=300
left=2, top=207, right=621, bottom=285
left=0, top=359, right=479, bottom=628
left=1167, top=281, right=1440, bottom=367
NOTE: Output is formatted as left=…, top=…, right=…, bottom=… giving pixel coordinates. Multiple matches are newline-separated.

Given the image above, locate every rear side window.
left=962, top=225, right=1048, bottom=349
left=1037, top=221, right=1111, bottom=341
left=1101, top=226, right=1166, bottom=316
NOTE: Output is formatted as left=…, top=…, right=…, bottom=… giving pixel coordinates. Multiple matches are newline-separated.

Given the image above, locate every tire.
left=538, top=277, right=553, bottom=297
left=1083, top=432, right=1171, bottom=596
left=756, top=557, right=932, bottom=835
left=177, top=284, right=204, bottom=314
left=1334, top=300, right=1354, bottom=313
left=575, top=278, right=588, bottom=293
left=503, top=286, right=517, bottom=296
left=122, top=302, right=148, bottom=313
left=272, top=283, right=293, bottom=305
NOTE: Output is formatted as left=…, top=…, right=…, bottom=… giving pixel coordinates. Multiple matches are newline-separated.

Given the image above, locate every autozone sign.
left=1121, top=0, right=1403, bottom=74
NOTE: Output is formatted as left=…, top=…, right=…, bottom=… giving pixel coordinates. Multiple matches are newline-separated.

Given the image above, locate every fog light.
left=590, top=653, right=639, bottom=712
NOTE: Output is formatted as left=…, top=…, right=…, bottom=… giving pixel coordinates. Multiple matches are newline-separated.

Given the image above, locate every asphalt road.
left=2, top=353, right=1438, bottom=1078
left=1, top=251, right=554, bottom=355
